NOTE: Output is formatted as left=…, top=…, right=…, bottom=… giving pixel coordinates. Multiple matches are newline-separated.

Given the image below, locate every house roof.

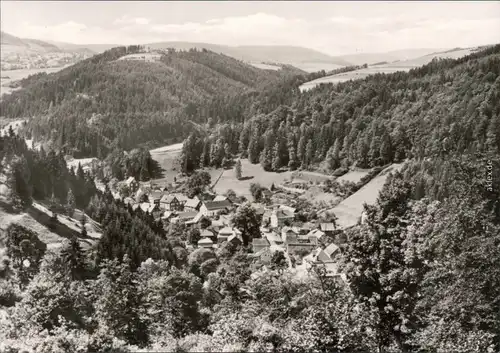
left=172, top=193, right=188, bottom=203
left=320, top=223, right=336, bottom=232
left=185, top=198, right=201, bottom=208
left=203, top=200, right=232, bottom=211
left=324, top=243, right=340, bottom=257
left=213, top=195, right=228, bottom=202
left=218, top=226, right=234, bottom=236
left=150, top=191, right=163, bottom=200
left=308, top=229, right=326, bottom=239
left=126, top=176, right=136, bottom=184
left=314, top=249, right=333, bottom=263
left=161, top=211, right=175, bottom=219
left=177, top=211, right=198, bottom=220
left=252, top=238, right=270, bottom=246
left=263, top=231, right=282, bottom=244
left=160, top=195, right=177, bottom=203
left=198, top=238, right=213, bottom=245
left=227, top=234, right=242, bottom=243
left=200, top=229, right=213, bottom=237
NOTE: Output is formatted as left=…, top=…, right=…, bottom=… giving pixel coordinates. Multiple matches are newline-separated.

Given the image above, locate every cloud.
left=113, top=15, right=151, bottom=26
left=4, top=9, right=499, bottom=54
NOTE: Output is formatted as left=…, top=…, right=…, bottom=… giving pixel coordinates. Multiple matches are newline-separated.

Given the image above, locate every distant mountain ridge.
left=1, top=31, right=62, bottom=53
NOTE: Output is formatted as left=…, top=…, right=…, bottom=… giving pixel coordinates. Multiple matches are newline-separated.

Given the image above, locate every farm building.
left=200, top=200, right=232, bottom=217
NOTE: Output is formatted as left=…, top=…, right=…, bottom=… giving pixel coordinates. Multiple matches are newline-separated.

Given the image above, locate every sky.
left=1, top=1, right=499, bottom=55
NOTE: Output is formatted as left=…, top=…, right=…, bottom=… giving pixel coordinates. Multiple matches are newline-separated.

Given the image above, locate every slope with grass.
left=326, top=163, right=405, bottom=229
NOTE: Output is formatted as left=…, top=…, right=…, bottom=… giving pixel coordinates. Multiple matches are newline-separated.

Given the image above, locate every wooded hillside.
left=0, top=46, right=307, bottom=157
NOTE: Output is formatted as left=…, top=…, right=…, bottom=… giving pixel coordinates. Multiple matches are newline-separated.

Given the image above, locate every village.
left=99, top=171, right=350, bottom=281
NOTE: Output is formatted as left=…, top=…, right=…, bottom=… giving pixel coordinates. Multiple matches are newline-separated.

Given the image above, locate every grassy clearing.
left=210, top=159, right=293, bottom=199
left=149, top=143, right=183, bottom=182
left=336, top=169, right=371, bottom=184
left=327, top=163, right=405, bottom=229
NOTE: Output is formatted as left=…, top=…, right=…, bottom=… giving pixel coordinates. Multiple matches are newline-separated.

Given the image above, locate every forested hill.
left=0, top=46, right=307, bottom=157
left=180, top=44, right=500, bottom=174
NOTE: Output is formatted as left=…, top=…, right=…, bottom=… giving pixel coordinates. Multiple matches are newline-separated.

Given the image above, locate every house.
left=307, top=229, right=327, bottom=243
left=319, top=223, right=336, bottom=237
left=161, top=211, right=176, bottom=222
left=262, top=230, right=284, bottom=247
left=125, top=176, right=139, bottom=192
left=324, top=243, right=340, bottom=259
left=254, top=247, right=273, bottom=264
left=185, top=211, right=204, bottom=226
left=173, top=211, right=198, bottom=223
left=184, top=197, right=202, bottom=212
left=200, top=229, right=214, bottom=238
left=270, top=209, right=294, bottom=228
left=281, top=227, right=298, bottom=244
left=217, top=227, right=242, bottom=244
left=252, top=238, right=270, bottom=253
left=160, top=195, right=182, bottom=211
left=150, top=191, right=164, bottom=205
left=198, top=237, right=214, bottom=249
left=172, top=193, right=188, bottom=206
left=286, top=236, right=318, bottom=256
left=227, top=234, right=243, bottom=246
left=199, top=200, right=232, bottom=217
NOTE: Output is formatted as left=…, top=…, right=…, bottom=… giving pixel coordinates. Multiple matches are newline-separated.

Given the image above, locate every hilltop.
left=144, top=42, right=352, bottom=72
left=0, top=46, right=308, bottom=157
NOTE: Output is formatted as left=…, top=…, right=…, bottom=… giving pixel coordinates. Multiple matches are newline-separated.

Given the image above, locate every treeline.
left=0, top=130, right=97, bottom=211
left=181, top=45, right=500, bottom=174
left=0, top=47, right=309, bottom=158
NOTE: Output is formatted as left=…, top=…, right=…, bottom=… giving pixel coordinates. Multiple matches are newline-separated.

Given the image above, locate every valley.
left=0, top=17, right=498, bottom=353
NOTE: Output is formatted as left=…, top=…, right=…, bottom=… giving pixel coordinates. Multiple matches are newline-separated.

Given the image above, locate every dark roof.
left=204, top=200, right=232, bottom=211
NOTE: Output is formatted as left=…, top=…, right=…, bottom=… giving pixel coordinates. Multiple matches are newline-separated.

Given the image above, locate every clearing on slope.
left=325, top=163, right=405, bottom=229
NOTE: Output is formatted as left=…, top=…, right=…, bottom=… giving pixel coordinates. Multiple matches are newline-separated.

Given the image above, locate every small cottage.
left=160, top=195, right=182, bottom=211
left=198, top=237, right=214, bottom=249
left=270, top=209, right=294, bottom=228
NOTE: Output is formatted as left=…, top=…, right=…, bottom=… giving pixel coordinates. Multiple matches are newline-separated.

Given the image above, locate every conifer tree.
left=61, top=236, right=86, bottom=280
left=305, top=139, right=314, bottom=168
left=66, top=188, right=76, bottom=217
left=235, top=159, right=242, bottom=180
left=272, top=142, right=281, bottom=171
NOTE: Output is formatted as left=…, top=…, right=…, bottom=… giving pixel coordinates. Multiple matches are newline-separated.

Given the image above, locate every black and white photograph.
left=0, top=1, right=499, bottom=352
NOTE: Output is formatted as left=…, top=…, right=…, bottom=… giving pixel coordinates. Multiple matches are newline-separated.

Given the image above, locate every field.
left=249, top=63, right=281, bottom=71
left=336, top=169, right=371, bottom=184
left=326, top=163, right=404, bottom=229
left=1, top=66, right=67, bottom=96
left=210, top=159, right=294, bottom=199
left=299, top=47, right=480, bottom=92
left=149, top=143, right=184, bottom=182
left=299, top=66, right=411, bottom=91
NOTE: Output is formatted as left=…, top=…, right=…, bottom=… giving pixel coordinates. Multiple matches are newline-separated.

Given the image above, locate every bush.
left=0, top=280, right=21, bottom=306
